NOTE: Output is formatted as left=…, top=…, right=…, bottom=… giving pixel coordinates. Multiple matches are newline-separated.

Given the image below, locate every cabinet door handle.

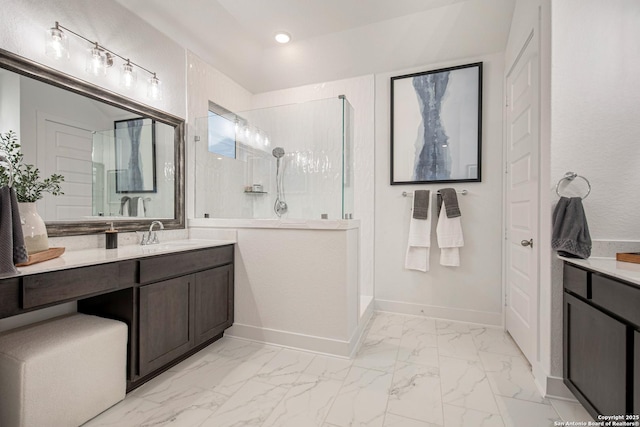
left=521, top=238, right=533, bottom=248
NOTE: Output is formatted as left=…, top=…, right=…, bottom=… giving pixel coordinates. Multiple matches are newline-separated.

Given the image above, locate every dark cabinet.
left=138, top=263, right=234, bottom=377
left=1, top=244, right=235, bottom=391
left=563, top=263, right=639, bottom=418
left=564, top=292, right=626, bottom=416
left=139, top=275, right=195, bottom=376
left=195, top=265, right=234, bottom=346
left=136, top=246, right=234, bottom=383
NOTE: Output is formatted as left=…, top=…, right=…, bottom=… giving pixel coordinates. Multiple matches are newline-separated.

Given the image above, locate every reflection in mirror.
left=92, top=121, right=174, bottom=219
left=0, top=48, right=184, bottom=236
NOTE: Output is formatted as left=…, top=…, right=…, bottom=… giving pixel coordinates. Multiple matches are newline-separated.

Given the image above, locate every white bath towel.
left=405, top=192, right=432, bottom=272
left=135, top=197, right=145, bottom=218
left=436, top=200, right=464, bottom=266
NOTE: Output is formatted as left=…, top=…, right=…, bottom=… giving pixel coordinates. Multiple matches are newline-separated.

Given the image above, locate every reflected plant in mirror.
left=0, top=130, right=64, bottom=202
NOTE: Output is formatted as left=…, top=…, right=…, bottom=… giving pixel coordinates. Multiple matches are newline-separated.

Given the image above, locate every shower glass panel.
left=194, top=96, right=354, bottom=220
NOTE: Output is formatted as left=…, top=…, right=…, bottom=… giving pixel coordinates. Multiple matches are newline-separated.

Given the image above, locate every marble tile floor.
left=84, top=312, right=593, bottom=427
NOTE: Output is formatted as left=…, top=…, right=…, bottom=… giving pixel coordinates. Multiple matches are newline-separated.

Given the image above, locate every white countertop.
left=560, top=256, right=640, bottom=286
left=14, top=239, right=235, bottom=277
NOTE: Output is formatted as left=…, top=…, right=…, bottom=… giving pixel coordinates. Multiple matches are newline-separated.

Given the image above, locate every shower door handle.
left=520, top=238, right=533, bottom=248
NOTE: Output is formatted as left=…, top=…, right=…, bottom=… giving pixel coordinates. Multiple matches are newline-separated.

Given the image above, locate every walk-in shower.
left=271, top=147, right=287, bottom=217
left=194, top=96, right=354, bottom=220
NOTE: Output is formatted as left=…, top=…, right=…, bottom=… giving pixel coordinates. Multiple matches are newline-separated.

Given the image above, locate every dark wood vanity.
left=563, top=261, right=640, bottom=417
left=0, top=244, right=234, bottom=391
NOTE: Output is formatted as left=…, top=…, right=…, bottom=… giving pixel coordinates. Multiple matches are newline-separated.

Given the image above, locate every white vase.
left=18, top=202, right=49, bottom=254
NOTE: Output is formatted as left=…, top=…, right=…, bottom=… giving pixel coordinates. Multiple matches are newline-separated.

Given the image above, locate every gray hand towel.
left=129, top=196, right=140, bottom=217
left=0, top=186, right=28, bottom=276
left=552, top=196, right=591, bottom=259
left=119, top=196, right=130, bottom=216
left=412, top=190, right=430, bottom=220
left=437, top=188, right=461, bottom=218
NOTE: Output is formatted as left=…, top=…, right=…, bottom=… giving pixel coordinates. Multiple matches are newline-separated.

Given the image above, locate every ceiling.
left=114, top=0, right=515, bottom=94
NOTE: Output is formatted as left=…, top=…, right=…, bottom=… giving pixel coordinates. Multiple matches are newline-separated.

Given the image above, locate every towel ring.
left=0, top=154, right=13, bottom=188
left=555, top=172, right=591, bottom=199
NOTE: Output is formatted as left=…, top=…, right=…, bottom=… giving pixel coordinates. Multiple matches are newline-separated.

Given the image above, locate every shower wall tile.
left=186, top=51, right=253, bottom=220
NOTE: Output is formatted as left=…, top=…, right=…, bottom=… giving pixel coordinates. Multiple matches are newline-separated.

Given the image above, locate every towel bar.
left=402, top=190, right=468, bottom=197
left=555, top=172, right=591, bottom=199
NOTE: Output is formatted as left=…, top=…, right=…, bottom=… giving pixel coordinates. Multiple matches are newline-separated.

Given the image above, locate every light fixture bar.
left=53, top=22, right=157, bottom=78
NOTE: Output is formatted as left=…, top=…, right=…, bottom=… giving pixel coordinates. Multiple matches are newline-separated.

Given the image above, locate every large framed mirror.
left=0, top=48, right=184, bottom=236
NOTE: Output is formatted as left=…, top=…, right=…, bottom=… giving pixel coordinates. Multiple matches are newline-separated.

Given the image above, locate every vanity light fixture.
left=274, top=32, right=291, bottom=44
left=45, top=21, right=161, bottom=100
left=44, top=22, right=69, bottom=60
left=86, top=43, right=108, bottom=76
left=147, top=73, right=161, bottom=100
left=120, top=60, right=137, bottom=90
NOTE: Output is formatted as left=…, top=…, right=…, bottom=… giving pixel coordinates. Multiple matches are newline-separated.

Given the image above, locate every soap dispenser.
left=105, top=222, right=118, bottom=249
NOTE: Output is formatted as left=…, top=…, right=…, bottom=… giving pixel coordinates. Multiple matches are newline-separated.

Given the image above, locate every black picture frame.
left=390, top=62, right=483, bottom=185
left=114, top=117, right=157, bottom=193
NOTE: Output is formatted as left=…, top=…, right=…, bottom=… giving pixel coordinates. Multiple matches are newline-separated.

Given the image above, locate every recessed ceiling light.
left=274, top=32, right=291, bottom=44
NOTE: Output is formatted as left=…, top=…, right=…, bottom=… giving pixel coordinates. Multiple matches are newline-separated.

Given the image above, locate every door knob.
left=521, top=238, right=533, bottom=248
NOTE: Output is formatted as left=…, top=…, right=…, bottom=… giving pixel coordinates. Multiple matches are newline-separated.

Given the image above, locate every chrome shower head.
left=272, top=147, right=285, bottom=158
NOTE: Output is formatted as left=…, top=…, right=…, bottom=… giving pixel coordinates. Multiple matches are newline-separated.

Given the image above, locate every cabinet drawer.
left=563, top=264, right=588, bottom=298
left=22, top=261, right=136, bottom=309
left=0, top=278, right=21, bottom=318
left=139, top=245, right=233, bottom=284
left=592, top=274, right=640, bottom=326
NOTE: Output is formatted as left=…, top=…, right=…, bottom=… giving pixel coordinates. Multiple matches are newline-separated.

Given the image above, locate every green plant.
left=0, top=130, right=65, bottom=202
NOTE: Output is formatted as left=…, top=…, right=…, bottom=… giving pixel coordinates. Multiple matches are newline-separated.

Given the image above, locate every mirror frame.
left=0, top=48, right=185, bottom=236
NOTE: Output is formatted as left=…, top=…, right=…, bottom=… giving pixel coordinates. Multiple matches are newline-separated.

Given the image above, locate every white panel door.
left=505, top=32, right=539, bottom=365
left=42, top=119, right=94, bottom=220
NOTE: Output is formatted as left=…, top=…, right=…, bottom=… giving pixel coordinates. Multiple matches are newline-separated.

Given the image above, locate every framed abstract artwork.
left=390, top=62, right=482, bottom=184
left=114, top=117, right=157, bottom=193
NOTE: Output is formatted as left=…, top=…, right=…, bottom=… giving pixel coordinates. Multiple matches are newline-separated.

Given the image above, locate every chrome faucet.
left=140, top=220, right=164, bottom=245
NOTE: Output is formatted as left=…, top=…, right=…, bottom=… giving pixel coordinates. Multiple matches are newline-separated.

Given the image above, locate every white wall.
left=374, top=53, right=505, bottom=325
left=551, top=0, right=640, bottom=240
left=0, top=0, right=185, bottom=118
left=547, top=0, right=640, bottom=384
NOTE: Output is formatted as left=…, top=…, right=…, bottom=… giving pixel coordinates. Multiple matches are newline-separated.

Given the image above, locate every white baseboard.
left=226, top=313, right=373, bottom=358
left=545, top=375, right=577, bottom=401
left=375, top=299, right=502, bottom=326
left=532, top=363, right=577, bottom=401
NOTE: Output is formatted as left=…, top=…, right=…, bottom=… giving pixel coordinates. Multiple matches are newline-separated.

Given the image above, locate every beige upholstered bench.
left=0, top=313, right=127, bottom=427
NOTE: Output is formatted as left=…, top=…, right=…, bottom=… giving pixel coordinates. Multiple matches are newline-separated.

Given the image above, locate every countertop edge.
left=5, top=239, right=236, bottom=278
left=559, top=255, right=640, bottom=287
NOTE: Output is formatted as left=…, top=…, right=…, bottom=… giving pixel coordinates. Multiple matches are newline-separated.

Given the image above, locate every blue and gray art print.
left=412, top=71, right=452, bottom=181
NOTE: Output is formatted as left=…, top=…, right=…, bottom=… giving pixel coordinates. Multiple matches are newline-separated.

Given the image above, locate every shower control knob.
left=520, top=238, right=533, bottom=248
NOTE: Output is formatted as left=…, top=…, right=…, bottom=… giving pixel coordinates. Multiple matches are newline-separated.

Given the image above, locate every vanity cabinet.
left=136, top=245, right=234, bottom=381
left=563, top=263, right=638, bottom=417
left=138, top=261, right=234, bottom=377
left=1, top=243, right=234, bottom=392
